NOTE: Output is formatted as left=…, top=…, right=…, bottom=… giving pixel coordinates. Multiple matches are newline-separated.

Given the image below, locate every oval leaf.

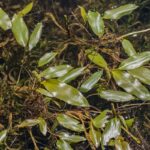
left=122, top=39, right=136, bottom=57
left=42, top=79, right=89, bottom=107
left=115, top=139, right=131, bottom=150
left=38, top=117, right=47, bottom=136
left=57, top=140, right=73, bottom=150
left=80, top=71, right=103, bottom=93
left=103, top=4, right=138, bottom=20
left=87, top=11, right=105, bottom=37
left=12, top=14, right=29, bottom=47
left=112, top=70, right=150, bottom=100
left=0, top=130, right=7, bottom=143
left=17, top=119, right=39, bottom=128
left=79, top=6, right=87, bottom=23
left=29, top=22, right=43, bottom=50
left=38, top=52, right=57, bottom=67
left=128, top=67, right=150, bottom=85
left=99, top=90, right=135, bottom=102
left=0, top=8, right=11, bottom=30
left=119, top=51, right=150, bottom=70
left=57, top=114, right=84, bottom=132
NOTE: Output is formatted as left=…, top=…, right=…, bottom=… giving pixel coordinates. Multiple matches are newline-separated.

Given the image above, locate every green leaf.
left=12, top=14, right=29, bottom=47
left=87, top=11, right=105, bottom=37
left=59, top=67, right=85, bottom=83
left=128, top=67, right=150, bottom=85
left=112, top=70, right=150, bottom=100
left=89, top=123, right=101, bottom=148
left=0, top=8, right=11, bottom=30
left=29, top=22, right=43, bottom=50
left=17, top=119, right=39, bottom=128
left=87, top=51, right=108, bottom=69
left=38, top=52, right=57, bottom=67
left=18, top=2, right=33, bottom=17
left=39, top=65, right=73, bottom=79
left=38, top=117, right=47, bottom=136
left=0, top=130, right=7, bottom=143
left=115, top=139, right=131, bottom=150
left=102, top=118, right=121, bottom=145
left=79, top=6, right=87, bottom=23
left=58, top=132, right=86, bottom=143
left=125, top=118, right=134, bottom=128
left=80, top=71, right=103, bottom=93
left=57, top=114, right=84, bottom=132
left=42, top=79, right=89, bottom=107
left=121, top=39, right=136, bottom=57
left=119, top=51, right=150, bottom=70
left=99, top=90, right=135, bottom=102
left=103, top=4, right=138, bottom=20
left=57, top=140, right=73, bottom=150
left=36, top=88, right=53, bottom=97
left=92, top=110, right=110, bottom=129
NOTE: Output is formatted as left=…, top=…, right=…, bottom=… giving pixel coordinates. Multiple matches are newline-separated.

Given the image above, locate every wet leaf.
left=79, top=6, right=87, bottom=23
left=80, top=71, right=103, bottom=93
left=18, top=2, right=33, bottom=17
left=38, top=117, right=47, bottom=136
left=57, top=140, right=73, bottom=150
left=112, top=70, right=150, bottom=100
left=29, top=22, right=43, bottom=50
left=128, top=67, right=150, bottom=85
left=58, top=132, right=86, bottom=143
left=103, top=4, right=138, bottom=20
left=87, top=11, right=105, bottom=37
left=38, top=52, right=57, bottom=67
left=12, top=14, right=29, bottom=47
left=57, top=114, right=84, bottom=132
left=99, top=90, right=135, bottom=102
left=0, top=8, right=11, bottom=30
left=59, top=67, right=85, bottom=83
left=0, top=130, right=7, bottom=143
left=87, top=51, right=108, bottom=69
left=92, top=110, right=110, bottom=129
left=17, top=119, right=39, bottom=128
left=121, top=39, right=136, bottom=56
left=42, top=79, right=89, bottom=107
left=39, top=65, right=73, bottom=79
left=102, top=118, right=121, bottom=145
left=115, top=139, right=131, bottom=150
left=119, top=51, right=150, bottom=70
left=89, top=123, right=101, bottom=148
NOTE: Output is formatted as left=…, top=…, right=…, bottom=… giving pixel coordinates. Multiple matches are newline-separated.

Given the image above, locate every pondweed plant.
left=0, top=2, right=150, bottom=150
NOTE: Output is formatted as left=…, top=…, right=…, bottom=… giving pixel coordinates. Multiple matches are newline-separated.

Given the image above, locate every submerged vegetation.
left=0, top=0, right=150, bottom=149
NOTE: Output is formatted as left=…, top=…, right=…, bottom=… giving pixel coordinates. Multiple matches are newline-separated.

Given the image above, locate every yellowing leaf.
left=17, top=119, right=39, bottom=128
left=115, top=139, right=131, bottom=150
left=42, top=79, right=89, bottom=107
left=79, top=6, right=87, bottom=23
left=28, top=22, right=43, bottom=50
left=12, top=14, right=29, bottom=47
left=103, top=4, right=138, bottom=20
left=0, top=8, right=11, bottom=30
left=57, top=140, right=73, bottom=150
left=87, top=11, right=105, bottom=37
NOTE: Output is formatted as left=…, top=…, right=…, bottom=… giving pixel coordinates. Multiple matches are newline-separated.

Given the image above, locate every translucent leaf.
left=57, top=140, right=73, bottom=150
left=28, top=22, right=43, bottom=50
left=92, top=110, right=110, bottom=129
left=0, top=8, right=11, bottom=30
left=103, top=4, right=138, bottom=20
left=12, top=14, right=29, bottom=47
left=57, top=114, right=84, bottom=132
left=58, top=132, right=86, bottom=143
left=128, top=67, right=150, bottom=85
left=119, top=51, right=150, bottom=70
left=89, top=123, right=101, bottom=148
left=39, top=65, right=73, bottom=79
left=99, top=90, right=135, bottom=102
left=38, top=117, right=47, bottom=136
left=87, top=11, right=105, bottom=37
left=38, top=52, right=57, bottom=67
left=102, top=118, right=121, bottom=145
left=112, top=70, right=150, bottom=100
left=42, top=79, right=89, bottom=107
left=79, top=6, right=87, bottom=23
left=80, top=71, right=103, bottom=93
left=121, top=39, right=136, bottom=57
left=0, top=130, right=7, bottom=143
left=59, top=67, right=85, bottom=83
left=18, top=2, right=33, bottom=17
